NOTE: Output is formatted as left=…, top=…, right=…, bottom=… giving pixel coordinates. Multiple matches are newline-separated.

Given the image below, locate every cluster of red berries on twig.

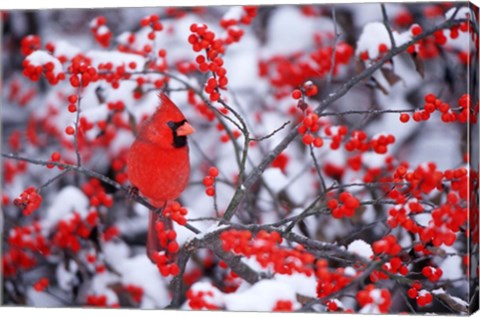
left=124, top=284, right=144, bottom=304
left=219, top=6, right=257, bottom=29
left=316, top=259, right=354, bottom=298
left=82, top=178, right=114, bottom=208
left=297, top=112, right=324, bottom=147
left=151, top=212, right=182, bottom=277
left=90, top=16, right=112, bottom=48
left=13, top=187, right=42, bottom=216
left=327, top=191, right=360, bottom=219
left=220, top=229, right=316, bottom=275
left=203, top=167, right=219, bottom=197
left=272, top=300, right=294, bottom=311
left=186, top=289, right=221, bottom=310
left=20, top=35, right=41, bottom=56
left=53, top=211, right=99, bottom=252
left=400, top=93, right=478, bottom=124
left=188, top=23, right=228, bottom=102
left=356, top=285, right=392, bottom=313
left=23, top=51, right=65, bottom=85
left=161, top=201, right=188, bottom=225
left=140, top=14, right=164, bottom=40
left=407, top=281, right=433, bottom=306
left=33, top=277, right=49, bottom=292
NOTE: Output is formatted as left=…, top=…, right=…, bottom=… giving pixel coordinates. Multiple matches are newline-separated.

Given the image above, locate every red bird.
left=127, top=93, right=195, bottom=261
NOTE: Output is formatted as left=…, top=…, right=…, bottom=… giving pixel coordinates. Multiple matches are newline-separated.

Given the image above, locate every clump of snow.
left=89, top=271, right=120, bottom=306
left=356, top=22, right=412, bottom=59
left=347, top=239, right=373, bottom=259
left=439, top=255, right=463, bottom=280
left=222, top=6, right=244, bottom=21
left=118, top=255, right=171, bottom=308
left=51, top=40, right=81, bottom=59
left=56, top=260, right=79, bottom=291
left=223, top=279, right=300, bottom=311
left=186, top=282, right=225, bottom=309
left=26, top=50, right=63, bottom=75
left=41, top=186, right=89, bottom=230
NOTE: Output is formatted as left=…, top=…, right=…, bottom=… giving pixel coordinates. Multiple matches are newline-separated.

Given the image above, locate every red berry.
left=208, top=167, right=219, bottom=177
left=65, top=126, right=75, bottom=135
left=292, top=89, right=302, bottom=100
left=399, top=113, right=410, bottom=123
left=302, top=134, right=314, bottom=145
left=411, top=24, right=423, bottom=36
left=68, top=95, right=78, bottom=103
left=51, top=152, right=61, bottom=161
left=68, top=104, right=77, bottom=112
left=206, top=187, right=215, bottom=196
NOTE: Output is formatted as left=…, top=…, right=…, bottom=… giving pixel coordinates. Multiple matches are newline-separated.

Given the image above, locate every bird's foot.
left=126, top=186, right=139, bottom=200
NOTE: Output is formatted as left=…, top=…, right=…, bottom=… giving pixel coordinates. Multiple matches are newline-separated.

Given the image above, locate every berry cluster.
left=20, top=35, right=41, bottom=56
left=81, top=178, right=114, bottom=208
left=33, top=277, right=49, bottom=292
left=4, top=160, right=28, bottom=184
left=297, top=113, right=323, bottom=147
left=406, top=18, right=476, bottom=62
left=188, top=24, right=228, bottom=101
left=356, top=285, right=392, bottom=313
left=387, top=202, right=422, bottom=234
left=124, top=284, right=144, bottom=304
left=324, top=125, right=348, bottom=150
left=327, top=191, right=360, bottom=219
left=272, top=300, right=294, bottom=312
left=369, top=134, right=396, bottom=154
left=259, top=42, right=353, bottom=95
left=291, top=81, right=319, bottom=100
left=161, top=201, right=188, bottom=225
left=382, top=257, right=409, bottom=276
left=422, top=266, right=443, bottom=282
left=219, top=6, right=257, bottom=29
left=407, top=282, right=433, bottom=307
left=68, top=55, right=99, bottom=88
left=23, top=51, right=65, bottom=85
left=67, top=94, right=79, bottom=113
left=2, top=247, right=37, bottom=277
left=220, top=230, right=315, bottom=276
left=203, top=166, right=219, bottom=196
left=186, top=289, right=220, bottom=310
left=90, top=16, right=112, bottom=48
left=13, top=187, right=42, bottom=216
left=140, top=14, right=164, bottom=40
left=53, top=211, right=99, bottom=253
left=151, top=217, right=180, bottom=277
left=46, top=151, right=65, bottom=169
left=315, top=259, right=354, bottom=298
left=372, top=235, right=402, bottom=256
left=85, top=294, right=119, bottom=307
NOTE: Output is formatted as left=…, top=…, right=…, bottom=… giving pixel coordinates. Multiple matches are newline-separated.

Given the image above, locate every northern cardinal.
left=127, top=93, right=195, bottom=261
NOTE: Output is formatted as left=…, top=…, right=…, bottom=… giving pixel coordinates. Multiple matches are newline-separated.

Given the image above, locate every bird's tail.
left=147, top=210, right=161, bottom=262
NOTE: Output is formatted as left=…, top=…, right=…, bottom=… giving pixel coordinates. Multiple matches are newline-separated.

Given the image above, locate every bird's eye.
left=167, top=121, right=176, bottom=128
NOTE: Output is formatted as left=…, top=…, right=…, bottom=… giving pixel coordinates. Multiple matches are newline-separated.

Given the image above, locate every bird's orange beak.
left=176, top=122, right=196, bottom=136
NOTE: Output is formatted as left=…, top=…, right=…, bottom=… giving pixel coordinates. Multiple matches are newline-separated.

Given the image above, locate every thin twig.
left=381, top=4, right=396, bottom=49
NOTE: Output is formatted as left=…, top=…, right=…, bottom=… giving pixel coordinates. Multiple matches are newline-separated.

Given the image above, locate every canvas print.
left=1, top=2, right=479, bottom=314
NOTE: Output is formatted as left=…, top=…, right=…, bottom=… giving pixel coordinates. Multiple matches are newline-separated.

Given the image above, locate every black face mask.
left=167, top=120, right=188, bottom=148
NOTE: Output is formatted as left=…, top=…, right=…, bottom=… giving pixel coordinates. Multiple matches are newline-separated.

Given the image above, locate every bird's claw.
left=127, top=186, right=139, bottom=200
